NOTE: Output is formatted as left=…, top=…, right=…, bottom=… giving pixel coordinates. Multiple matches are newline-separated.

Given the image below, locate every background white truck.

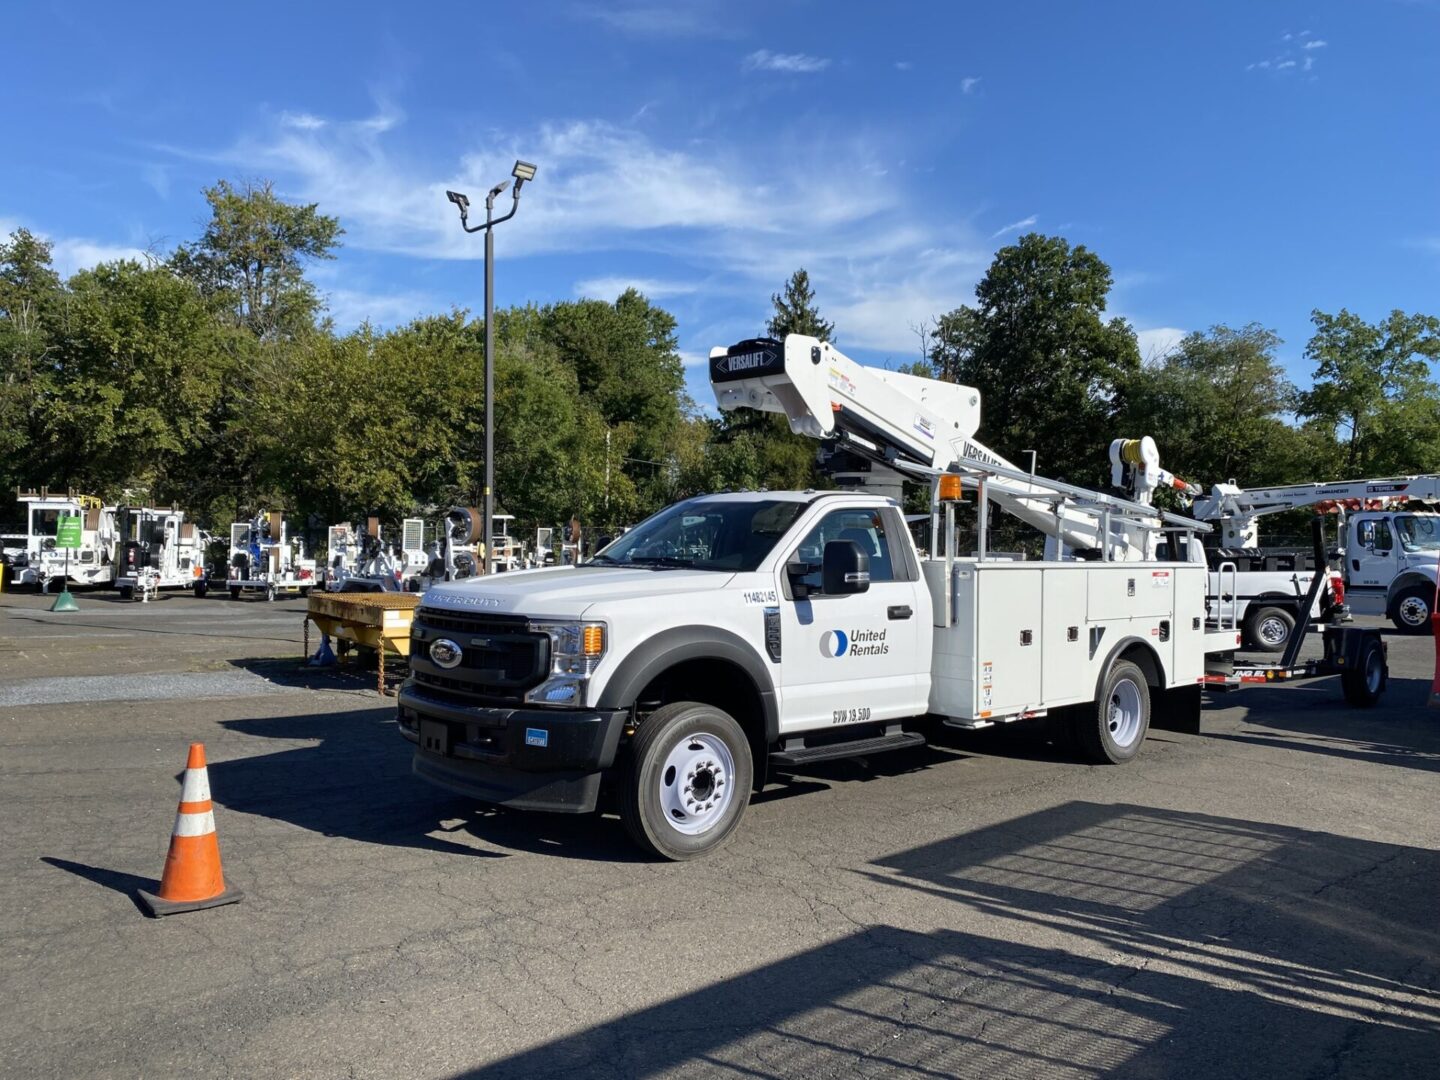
left=1195, top=476, right=1440, bottom=640
left=10, top=490, right=116, bottom=589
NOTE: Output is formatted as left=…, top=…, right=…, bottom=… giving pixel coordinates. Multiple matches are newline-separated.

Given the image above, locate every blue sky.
left=3, top=1, right=1438, bottom=409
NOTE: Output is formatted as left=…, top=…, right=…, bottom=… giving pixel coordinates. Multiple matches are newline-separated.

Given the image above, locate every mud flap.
left=1152, top=684, right=1202, bottom=735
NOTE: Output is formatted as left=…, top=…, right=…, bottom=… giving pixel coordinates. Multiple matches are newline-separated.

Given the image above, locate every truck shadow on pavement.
left=458, top=802, right=1440, bottom=1079
left=1206, top=677, right=1440, bottom=773
left=205, top=707, right=648, bottom=862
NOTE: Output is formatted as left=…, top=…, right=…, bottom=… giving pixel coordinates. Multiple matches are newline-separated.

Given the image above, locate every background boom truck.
left=1194, top=476, right=1440, bottom=638
left=113, top=506, right=209, bottom=599
left=395, top=334, right=1259, bottom=860
left=12, top=490, right=116, bottom=590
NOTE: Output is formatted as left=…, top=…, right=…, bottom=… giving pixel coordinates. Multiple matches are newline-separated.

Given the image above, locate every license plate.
left=420, top=720, right=450, bottom=756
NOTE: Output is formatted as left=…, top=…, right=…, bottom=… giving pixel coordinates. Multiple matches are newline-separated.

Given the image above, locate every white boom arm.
left=710, top=334, right=1201, bottom=561
left=1194, top=476, right=1440, bottom=548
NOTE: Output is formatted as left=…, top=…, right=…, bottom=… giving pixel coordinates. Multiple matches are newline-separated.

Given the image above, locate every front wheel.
left=621, top=702, right=753, bottom=861
left=1075, top=659, right=1151, bottom=764
left=1390, top=585, right=1434, bottom=635
left=194, top=581, right=208, bottom=598
left=118, top=586, right=134, bottom=601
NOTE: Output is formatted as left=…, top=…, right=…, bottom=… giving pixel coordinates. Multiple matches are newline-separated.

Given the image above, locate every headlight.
left=525, top=620, right=607, bottom=705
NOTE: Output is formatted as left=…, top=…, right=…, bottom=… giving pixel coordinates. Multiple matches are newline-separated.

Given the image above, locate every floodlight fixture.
left=512, top=159, right=537, bottom=184
left=445, top=190, right=470, bottom=213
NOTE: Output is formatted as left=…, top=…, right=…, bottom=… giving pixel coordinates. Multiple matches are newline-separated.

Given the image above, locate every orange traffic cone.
left=137, top=743, right=242, bottom=916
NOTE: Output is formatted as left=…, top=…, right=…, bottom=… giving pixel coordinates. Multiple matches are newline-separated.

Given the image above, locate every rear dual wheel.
left=621, top=702, right=753, bottom=861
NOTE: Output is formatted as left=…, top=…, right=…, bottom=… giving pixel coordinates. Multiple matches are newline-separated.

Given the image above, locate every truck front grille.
left=410, top=608, right=549, bottom=702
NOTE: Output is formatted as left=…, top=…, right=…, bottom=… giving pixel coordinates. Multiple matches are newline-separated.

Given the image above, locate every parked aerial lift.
left=1195, top=474, right=1440, bottom=634
left=11, top=489, right=117, bottom=590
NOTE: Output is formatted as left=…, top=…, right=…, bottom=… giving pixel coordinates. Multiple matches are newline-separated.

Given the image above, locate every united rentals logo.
left=820, top=628, right=889, bottom=658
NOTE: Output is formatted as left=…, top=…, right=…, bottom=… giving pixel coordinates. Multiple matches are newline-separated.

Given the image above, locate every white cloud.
left=1303, top=39, right=1327, bottom=49
left=895, top=61, right=913, bottom=71
left=1276, top=60, right=1297, bottom=70
left=990, top=214, right=1037, bottom=239
left=1136, top=327, right=1186, bottom=360
left=574, top=1, right=737, bottom=38
left=742, top=50, right=831, bottom=74
left=176, top=107, right=901, bottom=269
left=281, top=111, right=327, bottom=131
left=0, top=218, right=150, bottom=277
left=961, top=76, right=982, bottom=94
left=575, top=276, right=698, bottom=299
left=677, top=349, right=709, bottom=369
left=322, top=286, right=443, bottom=330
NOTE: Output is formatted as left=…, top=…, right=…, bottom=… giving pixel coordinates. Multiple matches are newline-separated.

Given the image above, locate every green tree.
left=767, top=268, right=834, bottom=341
left=929, top=233, right=1141, bottom=484
left=171, top=180, right=342, bottom=340
left=31, top=260, right=230, bottom=498
left=1297, top=308, right=1440, bottom=476
left=0, top=229, right=64, bottom=492
left=1121, top=324, right=1317, bottom=487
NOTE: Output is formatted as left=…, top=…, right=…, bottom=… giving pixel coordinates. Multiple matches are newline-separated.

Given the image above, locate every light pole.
left=446, top=159, right=537, bottom=573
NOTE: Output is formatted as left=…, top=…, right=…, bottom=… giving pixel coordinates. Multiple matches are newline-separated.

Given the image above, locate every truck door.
left=1348, top=515, right=1396, bottom=616
left=774, top=506, right=924, bottom=731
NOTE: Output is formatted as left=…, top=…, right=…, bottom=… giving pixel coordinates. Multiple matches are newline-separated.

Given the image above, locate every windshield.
left=1396, top=514, right=1440, bottom=553
left=592, top=499, right=806, bottom=571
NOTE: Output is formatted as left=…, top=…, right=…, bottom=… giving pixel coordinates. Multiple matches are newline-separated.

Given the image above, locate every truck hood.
left=419, top=566, right=737, bottom=617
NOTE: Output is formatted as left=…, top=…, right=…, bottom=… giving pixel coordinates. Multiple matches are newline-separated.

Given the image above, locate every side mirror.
left=786, top=559, right=813, bottom=599
left=822, top=540, right=870, bottom=595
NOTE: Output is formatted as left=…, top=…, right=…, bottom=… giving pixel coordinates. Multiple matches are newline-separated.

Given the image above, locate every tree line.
left=3, top=182, right=1438, bottom=542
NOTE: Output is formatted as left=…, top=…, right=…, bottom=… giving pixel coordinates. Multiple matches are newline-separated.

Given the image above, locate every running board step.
left=770, top=730, right=925, bottom=766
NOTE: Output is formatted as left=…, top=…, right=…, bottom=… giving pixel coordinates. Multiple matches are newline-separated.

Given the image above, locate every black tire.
left=194, top=581, right=208, bottom=598
left=1243, top=605, right=1295, bottom=654
left=620, top=702, right=753, bottom=861
left=1075, top=659, right=1151, bottom=765
left=1341, top=638, right=1387, bottom=707
left=1390, top=585, right=1434, bottom=635
left=229, top=586, right=241, bottom=600
left=299, top=586, right=310, bottom=598
left=118, top=586, right=134, bottom=601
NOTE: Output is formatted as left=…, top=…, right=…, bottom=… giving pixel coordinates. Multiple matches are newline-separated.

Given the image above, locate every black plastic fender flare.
left=595, top=625, right=780, bottom=744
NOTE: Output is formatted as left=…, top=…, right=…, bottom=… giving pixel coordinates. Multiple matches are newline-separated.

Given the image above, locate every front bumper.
left=397, top=681, right=627, bottom=813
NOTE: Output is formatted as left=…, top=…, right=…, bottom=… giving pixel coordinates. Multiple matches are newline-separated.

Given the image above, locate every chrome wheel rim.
left=1258, top=615, right=1290, bottom=646
left=1398, top=596, right=1429, bottom=627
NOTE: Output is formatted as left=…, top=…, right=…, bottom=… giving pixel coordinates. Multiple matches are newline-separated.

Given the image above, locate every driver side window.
left=792, top=508, right=896, bottom=595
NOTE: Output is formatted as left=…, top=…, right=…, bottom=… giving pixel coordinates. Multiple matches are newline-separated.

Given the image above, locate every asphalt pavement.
left=0, top=588, right=1437, bottom=1079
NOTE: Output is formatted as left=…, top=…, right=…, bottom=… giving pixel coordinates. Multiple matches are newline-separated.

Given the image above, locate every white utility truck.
left=1195, top=476, right=1440, bottom=638
left=113, top=506, right=209, bottom=599
left=398, top=335, right=1387, bottom=859
left=225, top=511, right=316, bottom=600
left=11, top=490, right=117, bottom=589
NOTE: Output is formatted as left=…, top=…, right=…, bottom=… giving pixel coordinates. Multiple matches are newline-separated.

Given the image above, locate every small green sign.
left=55, top=514, right=83, bottom=549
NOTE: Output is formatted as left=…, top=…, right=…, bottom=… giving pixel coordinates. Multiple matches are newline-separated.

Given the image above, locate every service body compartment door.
left=978, top=569, right=1043, bottom=715
left=1041, top=568, right=1088, bottom=703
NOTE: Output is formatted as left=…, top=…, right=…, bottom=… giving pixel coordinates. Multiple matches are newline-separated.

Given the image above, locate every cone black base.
left=137, top=884, right=243, bottom=918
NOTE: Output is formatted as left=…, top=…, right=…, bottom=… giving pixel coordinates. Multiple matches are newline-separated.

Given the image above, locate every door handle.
left=887, top=605, right=912, bottom=620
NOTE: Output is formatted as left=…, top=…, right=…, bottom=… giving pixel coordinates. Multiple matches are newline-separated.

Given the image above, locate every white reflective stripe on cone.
left=179, top=767, right=212, bottom=804
left=173, top=810, right=217, bottom=837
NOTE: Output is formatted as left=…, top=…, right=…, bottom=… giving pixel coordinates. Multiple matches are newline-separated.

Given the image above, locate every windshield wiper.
left=584, top=554, right=624, bottom=565
left=628, top=556, right=697, bottom=569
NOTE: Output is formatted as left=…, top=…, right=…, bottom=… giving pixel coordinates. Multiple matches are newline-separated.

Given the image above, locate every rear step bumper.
left=770, top=730, right=925, bottom=766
